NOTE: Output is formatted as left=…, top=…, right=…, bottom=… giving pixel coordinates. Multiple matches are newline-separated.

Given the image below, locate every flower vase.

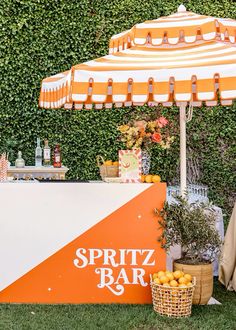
left=141, top=149, right=151, bottom=175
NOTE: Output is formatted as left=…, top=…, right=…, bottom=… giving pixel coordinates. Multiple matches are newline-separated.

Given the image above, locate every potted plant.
left=155, top=195, right=222, bottom=305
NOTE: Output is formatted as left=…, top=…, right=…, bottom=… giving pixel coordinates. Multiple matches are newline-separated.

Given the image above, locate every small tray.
left=104, top=177, right=122, bottom=183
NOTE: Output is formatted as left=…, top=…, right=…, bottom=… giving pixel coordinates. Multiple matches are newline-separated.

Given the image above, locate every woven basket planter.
left=150, top=276, right=195, bottom=318
left=96, top=155, right=119, bottom=180
left=174, top=261, right=213, bottom=305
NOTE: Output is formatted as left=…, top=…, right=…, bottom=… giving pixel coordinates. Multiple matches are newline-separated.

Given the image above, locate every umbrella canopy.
left=39, top=40, right=236, bottom=109
left=39, top=6, right=236, bottom=109
left=39, top=5, right=236, bottom=195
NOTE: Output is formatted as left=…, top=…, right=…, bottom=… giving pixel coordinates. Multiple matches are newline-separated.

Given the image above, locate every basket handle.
left=96, top=155, right=105, bottom=167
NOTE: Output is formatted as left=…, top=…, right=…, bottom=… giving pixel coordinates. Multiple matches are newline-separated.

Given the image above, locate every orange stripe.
left=153, top=81, right=170, bottom=95
left=112, top=82, right=129, bottom=95
left=175, top=80, right=192, bottom=94
left=132, top=82, right=149, bottom=96
left=219, top=76, right=236, bottom=91
left=196, top=78, right=215, bottom=93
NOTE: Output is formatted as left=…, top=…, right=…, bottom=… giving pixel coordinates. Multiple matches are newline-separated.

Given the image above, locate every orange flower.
left=152, top=133, right=162, bottom=143
left=140, top=127, right=145, bottom=137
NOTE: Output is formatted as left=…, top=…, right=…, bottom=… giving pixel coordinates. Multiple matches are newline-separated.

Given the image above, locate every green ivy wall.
left=0, top=0, right=235, bottom=217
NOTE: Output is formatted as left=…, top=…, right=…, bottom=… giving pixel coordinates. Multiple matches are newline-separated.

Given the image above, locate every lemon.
left=152, top=175, right=161, bottom=183
left=173, top=270, right=182, bottom=280
left=145, top=175, right=153, bottom=183
left=159, top=275, right=169, bottom=284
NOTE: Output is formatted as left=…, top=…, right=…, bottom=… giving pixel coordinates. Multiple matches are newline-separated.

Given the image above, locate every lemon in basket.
left=157, top=271, right=165, bottom=278
left=152, top=273, right=159, bottom=280
left=173, top=270, right=183, bottom=280
left=166, top=272, right=174, bottom=281
left=104, top=160, right=113, bottom=166
left=159, top=275, right=169, bottom=284
left=154, top=278, right=161, bottom=284
left=178, top=284, right=188, bottom=288
left=163, top=283, right=170, bottom=287
left=184, top=273, right=192, bottom=282
left=169, top=280, right=178, bottom=287
left=178, top=276, right=188, bottom=285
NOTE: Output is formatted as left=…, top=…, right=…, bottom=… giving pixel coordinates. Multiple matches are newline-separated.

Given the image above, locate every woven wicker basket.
left=150, top=276, right=196, bottom=318
left=174, top=262, right=213, bottom=305
left=97, top=155, right=119, bottom=180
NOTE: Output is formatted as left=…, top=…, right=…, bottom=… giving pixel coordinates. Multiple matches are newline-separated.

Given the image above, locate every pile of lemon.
left=103, top=160, right=119, bottom=166
left=141, top=174, right=161, bottom=183
left=152, top=270, right=193, bottom=288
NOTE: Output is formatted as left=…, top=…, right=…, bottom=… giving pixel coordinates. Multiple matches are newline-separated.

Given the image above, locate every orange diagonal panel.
left=0, top=183, right=166, bottom=304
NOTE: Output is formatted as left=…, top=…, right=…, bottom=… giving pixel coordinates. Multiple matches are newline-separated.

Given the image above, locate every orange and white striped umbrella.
left=109, top=8, right=236, bottom=51
left=39, top=5, right=236, bottom=109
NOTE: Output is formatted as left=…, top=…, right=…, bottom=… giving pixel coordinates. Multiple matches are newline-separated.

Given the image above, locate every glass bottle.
left=43, top=140, right=51, bottom=166
left=35, top=138, right=42, bottom=167
left=53, top=144, right=61, bottom=168
left=15, top=151, right=25, bottom=168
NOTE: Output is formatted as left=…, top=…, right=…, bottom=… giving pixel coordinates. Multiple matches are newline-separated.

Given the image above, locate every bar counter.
left=0, top=182, right=166, bottom=304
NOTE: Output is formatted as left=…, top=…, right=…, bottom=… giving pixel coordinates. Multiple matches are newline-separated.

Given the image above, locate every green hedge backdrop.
left=1, top=0, right=235, bottom=218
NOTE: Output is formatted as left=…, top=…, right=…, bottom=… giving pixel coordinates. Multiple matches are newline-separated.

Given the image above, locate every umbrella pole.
left=179, top=103, right=187, bottom=197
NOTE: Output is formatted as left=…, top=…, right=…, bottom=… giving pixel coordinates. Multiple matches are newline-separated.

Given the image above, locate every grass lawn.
left=0, top=281, right=235, bottom=330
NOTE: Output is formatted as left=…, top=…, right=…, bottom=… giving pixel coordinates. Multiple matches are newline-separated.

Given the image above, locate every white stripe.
left=206, top=101, right=217, bottom=106
left=221, top=100, right=233, bottom=105
left=73, top=63, right=236, bottom=83
left=203, top=32, right=217, bottom=40
left=184, top=35, right=197, bottom=43
left=168, top=37, right=179, bottom=45
left=106, top=48, right=236, bottom=62
left=74, top=104, right=83, bottom=109
left=151, top=38, right=163, bottom=45
left=111, top=29, right=131, bottom=40
left=72, top=93, right=87, bottom=101
left=157, top=15, right=202, bottom=21
left=132, top=95, right=148, bottom=102
left=64, top=103, right=73, bottom=109
left=124, top=43, right=226, bottom=55
left=85, top=54, right=236, bottom=69
left=153, top=94, right=169, bottom=102
left=136, top=17, right=215, bottom=29
left=134, top=38, right=146, bottom=45
left=197, top=92, right=215, bottom=100
left=175, top=93, right=192, bottom=101
left=221, top=90, right=236, bottom=99
left=91, top=95, right=107, bottom=102
left=113, top=95, right=127, bottom=102
left=218, top=19, right=236, bottom=27
left=42, top=71, right=71, bottom=90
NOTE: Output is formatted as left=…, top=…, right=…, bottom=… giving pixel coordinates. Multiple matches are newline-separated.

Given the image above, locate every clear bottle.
left=15, top=151, right=25, bottom=168
left=35, top=138, right=42, bottom=167
left=43, top=140, right=51, bottom=166
left=53, top=144, right=61, bottom=168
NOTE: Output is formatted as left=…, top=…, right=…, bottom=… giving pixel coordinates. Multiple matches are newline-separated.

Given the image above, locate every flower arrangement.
left=118, top=116, right=174, bottom=150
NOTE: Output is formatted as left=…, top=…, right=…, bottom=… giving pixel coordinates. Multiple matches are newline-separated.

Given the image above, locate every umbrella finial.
left=178, top=4, right=186, bottom=13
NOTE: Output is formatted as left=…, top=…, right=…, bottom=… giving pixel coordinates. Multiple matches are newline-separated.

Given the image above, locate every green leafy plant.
left=155, top=196, right=222, bottom=264
left=0, top=138, right=17, bottom=161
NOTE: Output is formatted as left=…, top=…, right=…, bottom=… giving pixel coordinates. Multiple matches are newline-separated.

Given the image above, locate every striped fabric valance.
left=39, top=41, right=236, bottom=109
left=109, top=11, right=236, bottom=54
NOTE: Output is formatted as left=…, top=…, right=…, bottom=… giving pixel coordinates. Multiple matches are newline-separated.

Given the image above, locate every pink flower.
left=157, top=116, right=168, bottom=128
left=152, top=133, right=162, bottom=143
left=134, top=120, right=147, bottom=129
